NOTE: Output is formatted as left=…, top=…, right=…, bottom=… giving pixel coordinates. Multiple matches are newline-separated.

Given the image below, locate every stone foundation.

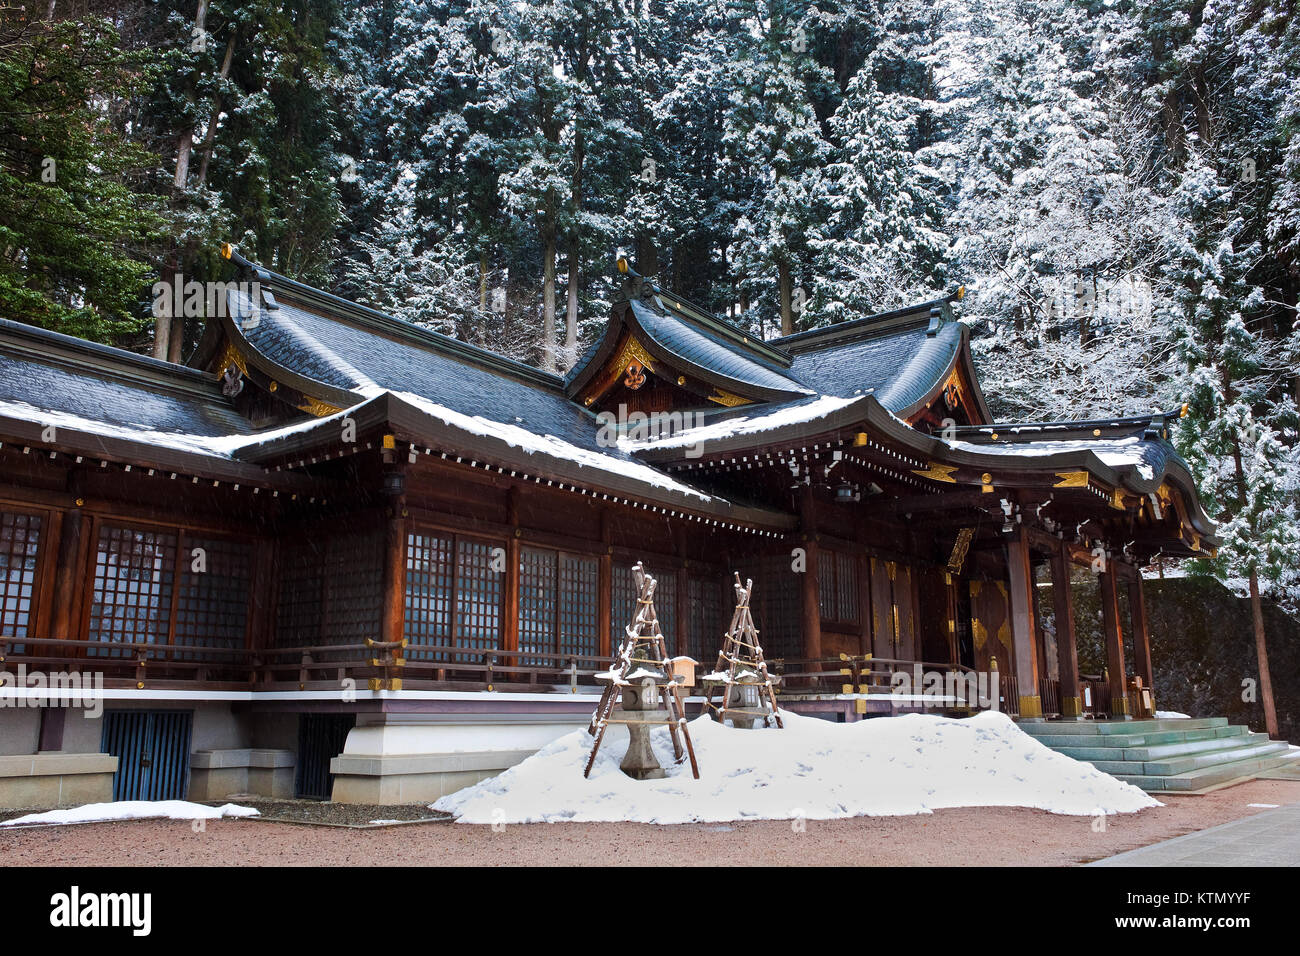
left=189, top=748, right=295, bottom=801
left=0, top=753, right=117, bottom=808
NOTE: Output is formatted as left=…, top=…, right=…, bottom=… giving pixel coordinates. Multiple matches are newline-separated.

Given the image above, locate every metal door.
left=102, top=710, right=193, bottom=801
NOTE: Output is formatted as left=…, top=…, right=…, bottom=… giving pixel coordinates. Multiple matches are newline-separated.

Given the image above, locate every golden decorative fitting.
left=853, top=432, right=868, bottom=447
left=1180, top=403, right=1189, bottom=418
left=297, top=396, right=342, bottom=417
left=74, top=497, right=84, bottom=507
left=709, top=389, right=749, bottom=407
left=1054, top=471, right=1090, bottom=488
left=980, top=472, right=992, bottom=484
left=220, top=242, right=233, bottom=259
left=676, top=375, right=686, bottom=385
left=268, top=380, right=279, bottom=393
left=913, top=462, right=958, bottom=483
left=136, top=681, right=144, bottom=689
left=990, top=432, right=999, bottom=441
left=382, top=434, right=396, bottom=450
left=219, top=341, right=249, bottom=377
left=957, top=285, right=966, bottom=300
left=617, top=257, right=629, bottom=274
left=1092, top=428, right=1102, bottom=437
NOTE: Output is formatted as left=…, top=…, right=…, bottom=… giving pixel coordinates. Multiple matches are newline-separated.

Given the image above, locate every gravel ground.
left=1, top=778, right=1296, bottom=866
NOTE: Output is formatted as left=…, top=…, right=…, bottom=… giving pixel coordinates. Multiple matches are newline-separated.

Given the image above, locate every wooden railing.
left=0, top=637, right=611, bottom=693
left=769, top=656, right=988, bottom=707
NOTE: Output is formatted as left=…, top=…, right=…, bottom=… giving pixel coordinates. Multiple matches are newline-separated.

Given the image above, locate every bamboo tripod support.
left=702, top=573, right=783, bottom=728
left=584, top=562, right=699, bottom=779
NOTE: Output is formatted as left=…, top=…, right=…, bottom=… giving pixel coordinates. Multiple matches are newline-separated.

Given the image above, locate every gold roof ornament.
left=1054, top=471, right=1090, bottom=488
left=913, top=462, right=958, bottom=483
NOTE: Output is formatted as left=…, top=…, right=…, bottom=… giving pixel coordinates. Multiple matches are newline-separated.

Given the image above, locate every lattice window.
left=558, top=554, right=599, bottom=658
left=324, top=527, right=384, bottom=646
left=404, top=531, right=454, bottom=659
left=687, top=575, right=723, bottom=663
left=174, top=535, right=253, bottom=660
left=0, top=511, right=41, bottom=650
left=89, top=524, right=177, bottom=657
left=753, top=554, right=800, bottom=659
left=837, top=551, right=859, bottom=623
left=454, top=538, right=502, bottom=659
left=275, top=537, right=324, bottom=648
left=655, top=571, right=678, bottom=657
left=817, top=548, right=860, bottom=626
left=610, top=560, right=637, bottom=651
left=275, top=527, right=382, bottom=655
left=517, top=546, right=557, bottom=665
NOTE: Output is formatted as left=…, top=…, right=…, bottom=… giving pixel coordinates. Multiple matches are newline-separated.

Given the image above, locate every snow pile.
left=1154, top=710, right=1191, bottom=719
left=0, top=800, right=259, bottom=828
left=433, top=711, right=1159, bottom=825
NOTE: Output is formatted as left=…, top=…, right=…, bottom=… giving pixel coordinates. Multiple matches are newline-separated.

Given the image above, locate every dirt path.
left=3, top=779, right=1297, bottom=867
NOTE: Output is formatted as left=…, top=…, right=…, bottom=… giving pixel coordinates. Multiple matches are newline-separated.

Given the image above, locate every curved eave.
left=884, top=323, right=992, bottom=425
left=0, top=410, right=320, bottom=494
left=235, top=392, right=797, bottom=533
left=632, top=393, right=1217, bottom=541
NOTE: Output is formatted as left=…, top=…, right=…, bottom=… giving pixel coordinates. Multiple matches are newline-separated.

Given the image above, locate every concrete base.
left=328, top=711, right=590, bottom=804
left=189, top=749, right=295, bottom=801
left=0, top=753, right=117, bottom=808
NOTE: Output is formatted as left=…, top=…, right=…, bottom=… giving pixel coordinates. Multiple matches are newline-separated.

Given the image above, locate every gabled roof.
left=564, top=272, right=812, bottom=406
left=774, top=299, right=992, bottom=421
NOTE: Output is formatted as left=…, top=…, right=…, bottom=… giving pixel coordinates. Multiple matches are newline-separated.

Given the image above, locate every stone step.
left=1030, top=724, right=1246, bottom=750
left=1114, top=749, right=1300, bottom=793
left=1121, top=731, right=1271, bottom=762
left=1017, top=717, right=1227, bottom=737
left=1142, top=740, right=1291, bottom=777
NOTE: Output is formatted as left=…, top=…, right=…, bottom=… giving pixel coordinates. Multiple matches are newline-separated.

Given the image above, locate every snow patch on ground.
left=433, top=711, right=1159, bottom=825
left=1154, top=710, right=1191, bottom=719
left=0, top=800, right=259, bottom=827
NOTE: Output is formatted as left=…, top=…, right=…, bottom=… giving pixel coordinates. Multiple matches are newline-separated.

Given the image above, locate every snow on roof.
left=946, top=436, right=1157, bottom=480
left=433, top=710, right=1159, bottom=825
left=627, top=394, right=865, bottom=451
left=379, top=389, right=719, bottom=502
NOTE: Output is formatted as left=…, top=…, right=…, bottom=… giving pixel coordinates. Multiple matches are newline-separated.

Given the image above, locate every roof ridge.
left=775, top=297, right=954, bottom=350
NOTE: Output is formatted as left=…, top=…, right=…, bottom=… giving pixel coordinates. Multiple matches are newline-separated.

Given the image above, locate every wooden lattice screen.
left=687, top=576, right=723, bottom=662
left=88, top=524, right=178, bottom=657
left=0, top=510, right=41, bottom=650
left=174, top=535, right=253, bottom=660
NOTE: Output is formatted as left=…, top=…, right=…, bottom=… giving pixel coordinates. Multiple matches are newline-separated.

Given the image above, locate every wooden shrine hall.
left=0, top=246, right=1219, bottom=804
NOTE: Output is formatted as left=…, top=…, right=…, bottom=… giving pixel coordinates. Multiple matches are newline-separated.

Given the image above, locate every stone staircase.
left=1017, top=717, right=1300, bottom=793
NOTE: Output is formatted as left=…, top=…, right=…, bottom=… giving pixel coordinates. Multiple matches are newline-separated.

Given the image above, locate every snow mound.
left=433, top=711, right=1159, bottom=824
left=1154, top=711, right=1191, bottom=719
left=0, top=800, right=260, bottom=827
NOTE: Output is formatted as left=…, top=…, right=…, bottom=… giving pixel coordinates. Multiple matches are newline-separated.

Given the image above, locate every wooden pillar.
left=1099, top=568, right=1130, bottom=717
left=798, top=486, right=822, bottom=661
left=379, top=497, right=407, bottom=649
left=1005, top=527, right=1042, bottom=717
left=1049, top=542, right=1082, bottom=719
left=48, top=505, right=85, bottom=642
left=1128, top=574, right=1154, bottom=710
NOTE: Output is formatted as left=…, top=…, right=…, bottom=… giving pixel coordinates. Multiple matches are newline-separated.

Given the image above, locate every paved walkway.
left=1090, top=802, right=1300, bottom=866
